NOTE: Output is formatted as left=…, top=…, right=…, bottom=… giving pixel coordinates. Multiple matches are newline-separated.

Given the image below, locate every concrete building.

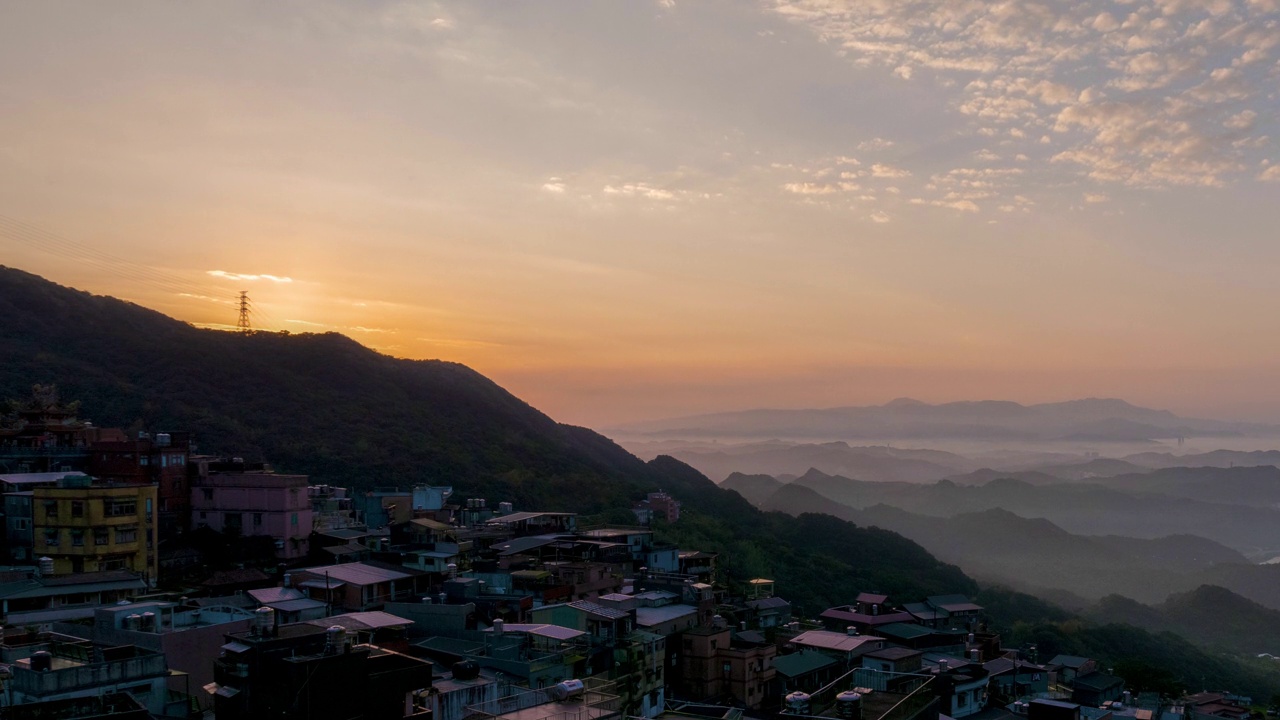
left=211, top=617, right=434, bottom=720
left=54, top=599, right=256, bottom=711
left=0, top=568, right=147, bottom=624
left=676, top=626, right=776, bottom=710
left=88, top=431, right=192, bottom=539
left=32, top=475, right=157, bottom=580
left=288, top=562, right=429, bottom=612
left=0, top=629, right=193, bottom=718
left=191, top=464, right=312, bottom=560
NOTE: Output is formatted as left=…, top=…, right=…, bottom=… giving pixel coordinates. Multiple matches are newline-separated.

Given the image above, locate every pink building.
left=191, top=470, right=312, bottom=559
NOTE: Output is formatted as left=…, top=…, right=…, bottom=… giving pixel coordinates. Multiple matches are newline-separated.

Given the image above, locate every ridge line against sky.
left=1, top=0, right=1278, bottom=427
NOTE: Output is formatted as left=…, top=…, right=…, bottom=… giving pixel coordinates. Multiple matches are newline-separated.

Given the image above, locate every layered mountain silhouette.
left=725, top=469, right=1280, bottom=610
left=617, top=397, right=1276, bottom=441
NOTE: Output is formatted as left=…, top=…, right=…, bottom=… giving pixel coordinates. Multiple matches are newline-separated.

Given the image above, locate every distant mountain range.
left=724, top=467, right=1280, bottom=608
left=616, top=397, right=1278, bottom=442
left=1088, top=586, right=1280, bottom=656
left=629, top=436, right=1280, bottom=486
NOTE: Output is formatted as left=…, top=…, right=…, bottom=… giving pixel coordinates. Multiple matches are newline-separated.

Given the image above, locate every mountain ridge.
left=615, top=395, right=1275, bottom=441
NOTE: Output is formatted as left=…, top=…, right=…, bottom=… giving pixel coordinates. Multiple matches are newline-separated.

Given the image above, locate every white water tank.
left=836, top=691, right=863, bottom=720
left=547, top=679, right=585, bottom=701
left=786, top=692, right=811, bottom=714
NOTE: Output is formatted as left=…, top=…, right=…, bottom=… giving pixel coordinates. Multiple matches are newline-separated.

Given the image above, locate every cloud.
left=771, top=0, right=1280, bottom=190
left=1084, top=192, right=1110, bottom=203
left=603, top=182, right=677, bottom=200
left=178, top=293, right=234, bottom=305
left=542, top=181, right=566, bottom=193
left=783, top=182, right=838, bottom=195
left=871, top=163, right=911, bottom=178
left=869, top=211, right=891, bottom=223
left=207, top=270, right=294, bottom=283
left=1259, top=164, right=1280, bottom=182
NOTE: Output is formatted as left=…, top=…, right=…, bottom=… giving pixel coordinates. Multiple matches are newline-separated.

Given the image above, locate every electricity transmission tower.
left=236, top=291, right=252, bottom=333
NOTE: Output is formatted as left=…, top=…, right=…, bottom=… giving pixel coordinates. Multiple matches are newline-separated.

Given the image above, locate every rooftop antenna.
left=236, top=290, right=252, bottom=333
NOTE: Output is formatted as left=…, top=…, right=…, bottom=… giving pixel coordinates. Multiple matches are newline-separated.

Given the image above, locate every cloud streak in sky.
left=207, top=270, right=294, bottom=283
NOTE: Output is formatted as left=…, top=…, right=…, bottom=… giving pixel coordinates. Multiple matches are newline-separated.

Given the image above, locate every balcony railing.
left=12, top=653, right=168, bottom=696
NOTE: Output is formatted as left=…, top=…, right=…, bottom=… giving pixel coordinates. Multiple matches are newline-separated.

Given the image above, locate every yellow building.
left=32, top=476, right=158, bottom=582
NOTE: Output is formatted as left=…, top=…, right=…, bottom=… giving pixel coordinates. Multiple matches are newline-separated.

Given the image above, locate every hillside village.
left=0, top=390, right=1269, bottom=720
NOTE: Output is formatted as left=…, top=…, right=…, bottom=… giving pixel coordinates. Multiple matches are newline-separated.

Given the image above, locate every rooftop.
left=790, top=630, right=884, bottom=653
left=773, top=651, right=838, bottom=678
left=486, top=623, right=586, bottom=641
left=488, top=511, right=577, bottom=524
left=636, top=604, right=698, bottom=627
left=567, top=600, right=632, bottom=621
left=294, top=562, right=415, bottom=586
left=306, top=611, right=412, bottom=631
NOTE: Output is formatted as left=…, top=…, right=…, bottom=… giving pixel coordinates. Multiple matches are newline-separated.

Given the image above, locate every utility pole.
left=236, top=291, right=251, bottom=333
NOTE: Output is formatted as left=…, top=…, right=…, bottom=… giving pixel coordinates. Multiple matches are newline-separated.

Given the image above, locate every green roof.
left=876, top=623, right=933, bottom=639
left=774, top=651, right=837, bottom=678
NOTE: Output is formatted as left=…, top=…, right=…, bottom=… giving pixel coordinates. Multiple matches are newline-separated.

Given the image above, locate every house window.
left=291, top=513, right=298, bottom=526
left=139, top=455, right=149, bottom=465
left=254, top=513, right=263, bottom=526
left=15, top=519, right=29, bottom=530
left=225, top=513, right=243, bottom=531
left=71, top=501, right=84, bottom=518
left=44, top=529, right=59, bottom=546
left=94, top=528, right=109, bottom=546
left=202, top=488, right=213, bottom=501
left=43, top=501, right=58, bottom=519
left=71, top=529, right=85, bottom=546
left=722, top=662, right=731, bottom=677
left=957, top=695, right=967, bottom=707
left=105, top=499, right=137, bottom=517
left=115, top=526, right=138, bottom=543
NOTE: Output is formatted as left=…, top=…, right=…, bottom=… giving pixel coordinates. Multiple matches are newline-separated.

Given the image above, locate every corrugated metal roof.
left=746, top=597, right=791, bottom=610
left=875, top=622, right=934, bottom=640
left=791, top=630, right=885, bottom=653
left=297, top=563, right=413, bottom=586
left=488, top=511, right=575, bottom=524
left=269, top=598, right=328, bottom=612
left=774, top=651, right=837, bottom=678
left=568, top=600, right=631, bottom=621
left=298, top=579, right=346, bottom=590
left=0, top=472, right=87, bottom=485
left=488, top=623, right=586, bottom=641
left=495, top=536, right=560, bottom=556
left=309, top=611, right=411, bottom=631
left=0, top=576, right=146, bottom=600
left=636, top=604, right=698, bottom=627
left=249, top=587, right=305, bottom=604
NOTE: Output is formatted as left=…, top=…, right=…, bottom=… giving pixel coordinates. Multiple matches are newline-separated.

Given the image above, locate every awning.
left=221, top=641, right=251, bottom=653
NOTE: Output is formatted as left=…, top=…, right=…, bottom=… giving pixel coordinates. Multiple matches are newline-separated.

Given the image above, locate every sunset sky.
left=3, top=1, right=1279, bottom=428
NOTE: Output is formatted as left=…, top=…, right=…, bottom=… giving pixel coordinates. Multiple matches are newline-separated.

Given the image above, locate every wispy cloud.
left=207, top=270, right=294, bottom=283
